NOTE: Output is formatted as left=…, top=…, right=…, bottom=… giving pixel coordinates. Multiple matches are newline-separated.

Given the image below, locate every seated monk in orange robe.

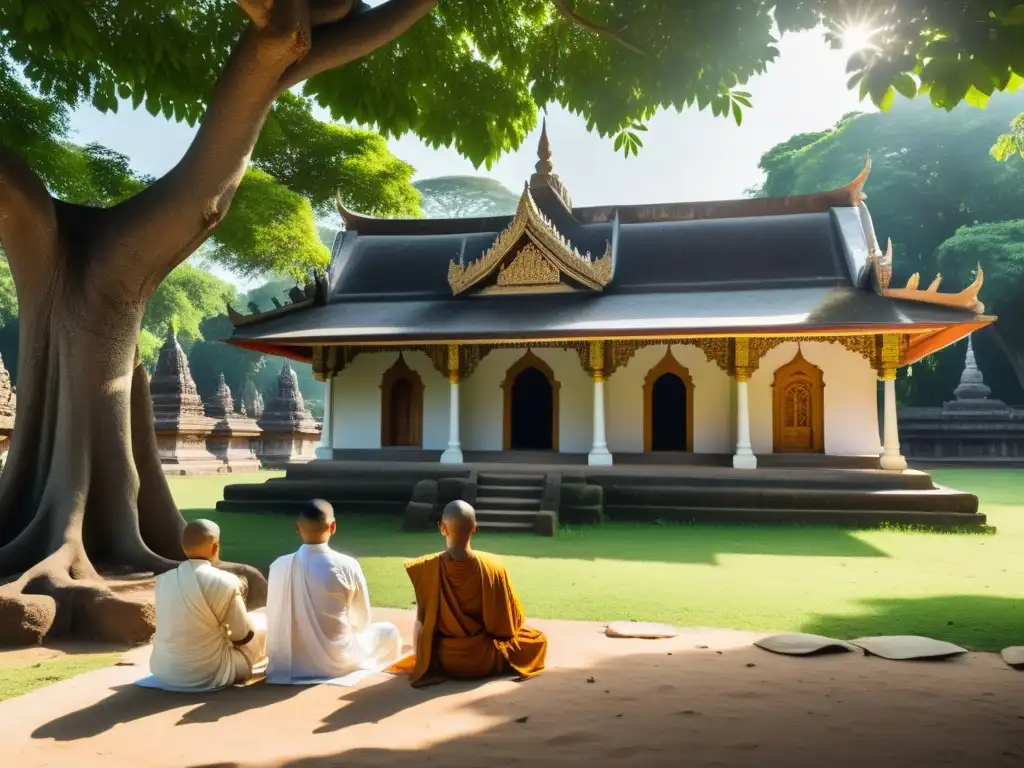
left=399, top=500, right=547, bottom=687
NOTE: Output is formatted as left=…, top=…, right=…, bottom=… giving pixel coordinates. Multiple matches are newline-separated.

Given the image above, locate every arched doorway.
left=380, top=355, right=424, bottom=447
left=502, top=350, right=560, bottom=451
left=643, top=350, right=694, bottom=452
left=772, top=348, right=825, bottom=453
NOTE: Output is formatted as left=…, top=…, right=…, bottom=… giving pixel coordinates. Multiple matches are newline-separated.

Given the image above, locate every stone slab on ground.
left=754, top=632, right=858, bottom=656
left=3, top=610, right=1022, bottom=768
left=850, top=635, right=968, bottom=661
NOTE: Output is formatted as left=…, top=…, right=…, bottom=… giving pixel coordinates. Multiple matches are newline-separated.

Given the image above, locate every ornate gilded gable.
left=447, top=184, right=613, bottom=295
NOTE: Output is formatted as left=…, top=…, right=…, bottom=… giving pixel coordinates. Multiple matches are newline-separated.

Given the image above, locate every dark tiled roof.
left=229, top=287, right=983, bottom=347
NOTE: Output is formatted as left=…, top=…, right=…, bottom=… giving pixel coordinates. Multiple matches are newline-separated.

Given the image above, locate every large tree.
left=414, top=176, right=519, bottom=218
left=2, top=1, right=1024, bottom=644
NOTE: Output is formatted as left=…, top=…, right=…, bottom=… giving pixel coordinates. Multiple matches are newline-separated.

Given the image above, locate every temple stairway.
left=473, top=472, right=548, bottom=533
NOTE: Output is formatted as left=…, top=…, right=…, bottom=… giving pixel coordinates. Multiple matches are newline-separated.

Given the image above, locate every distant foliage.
left=414, top=176, right=519, bottom=218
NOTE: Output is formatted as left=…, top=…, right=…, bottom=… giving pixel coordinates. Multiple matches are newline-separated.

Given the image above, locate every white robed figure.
left=148, top=520, right=267, bottom=692
left=266, top=499, right=401, bottom=684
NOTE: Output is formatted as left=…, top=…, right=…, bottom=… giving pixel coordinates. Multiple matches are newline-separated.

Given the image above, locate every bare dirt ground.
left=2, top=609, right=1023, bottom=768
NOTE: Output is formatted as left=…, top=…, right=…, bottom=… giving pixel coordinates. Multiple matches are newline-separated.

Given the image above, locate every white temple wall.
left=748, top=341, right=881, bottom=456
left=460, top=346, right=593, bottom=452
left=605, top=343, right=733, bottom=453
left=329, top=350, right=449, bottom=450
left=325, top=341, right=881, bottom=457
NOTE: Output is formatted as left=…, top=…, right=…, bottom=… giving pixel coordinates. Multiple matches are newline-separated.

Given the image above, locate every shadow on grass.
left=182, top=640, right=1022, bottom=768
left=181, top=509, right=890, bottom=570
left=801, top=594, right=1024, bottom=652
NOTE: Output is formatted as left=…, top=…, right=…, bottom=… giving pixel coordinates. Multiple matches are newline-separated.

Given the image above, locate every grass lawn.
left=0, top=653, right=122, bottom=702
left=175, top=468, right=1024, bottom=653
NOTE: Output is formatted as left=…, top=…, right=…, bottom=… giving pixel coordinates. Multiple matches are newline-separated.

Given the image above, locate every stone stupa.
left=205, top=373, right=262, bottom=473
left=899, top=334, right=1024, bottom=462
left=256, top=360, right=321, bottom=468
left=150, top=327, right=222, bottom=475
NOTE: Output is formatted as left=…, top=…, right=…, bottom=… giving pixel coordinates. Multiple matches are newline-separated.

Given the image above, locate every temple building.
left=225, top=125, right=991, bottom=473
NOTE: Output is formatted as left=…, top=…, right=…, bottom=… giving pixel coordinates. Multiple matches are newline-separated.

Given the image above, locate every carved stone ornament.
left=447, top=184, right=612, bottom=295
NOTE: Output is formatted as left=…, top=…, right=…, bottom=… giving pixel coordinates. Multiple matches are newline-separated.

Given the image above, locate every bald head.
left=440, top=500, right=477, bottom=548
left=182, top=519, right=221, bottom=560
left=296, top=498, right=336, bottom=544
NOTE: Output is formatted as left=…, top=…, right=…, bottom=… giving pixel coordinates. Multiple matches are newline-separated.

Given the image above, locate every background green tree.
left=752, top=93, right=1024, bottom=406
left=414, top=176, right=519, bottom=218
left=3, top=0, right=1024, bottom=644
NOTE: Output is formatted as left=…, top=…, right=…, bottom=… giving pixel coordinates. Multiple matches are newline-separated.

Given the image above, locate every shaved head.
left=296, top=498, right=336, bottom=544
left=182, top=519, right=221, bottom=560
left=440, top=500, right=477, bottom=551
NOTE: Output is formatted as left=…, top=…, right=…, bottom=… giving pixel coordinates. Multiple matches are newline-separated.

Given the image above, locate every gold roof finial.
left=536, top=117, right=554, bottom=175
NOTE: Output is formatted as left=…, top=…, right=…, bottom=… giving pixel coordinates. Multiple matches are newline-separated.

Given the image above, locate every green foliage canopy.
left=6, top=1, right=1024, bottom=168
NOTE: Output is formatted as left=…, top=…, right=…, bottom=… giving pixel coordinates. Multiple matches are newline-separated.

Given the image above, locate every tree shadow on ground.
left=182, top=509, right=890, bottom=571
left=801, top=594, right=1024, bottom=652
left=31, top=681, right=305, bottom=741
left=182, top=638, right=1024, bottom=768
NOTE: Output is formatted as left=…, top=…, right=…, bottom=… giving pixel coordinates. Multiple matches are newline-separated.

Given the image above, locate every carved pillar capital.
left=876, top=333, right=903, bottom=379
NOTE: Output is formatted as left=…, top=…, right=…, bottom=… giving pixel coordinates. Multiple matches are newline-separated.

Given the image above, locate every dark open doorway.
left=651, top=373, right=688, bottom=451
left=510, top=366, right=554, bottom=450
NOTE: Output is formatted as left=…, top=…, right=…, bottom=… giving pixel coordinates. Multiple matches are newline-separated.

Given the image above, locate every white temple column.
left=440, top=345, right=464, bottom=464
left=732, top=338, right=757, bottom=469
left=879, top=372, right=907, bottom=471
left=588, top=341, right=613, bottom=466
left=878, top=334, right=907, bottom=471
left=315, top=375, right=334, bottom=459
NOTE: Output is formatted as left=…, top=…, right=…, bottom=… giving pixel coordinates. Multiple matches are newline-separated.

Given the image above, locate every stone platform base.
left=216, top=455, right=987, bottom=531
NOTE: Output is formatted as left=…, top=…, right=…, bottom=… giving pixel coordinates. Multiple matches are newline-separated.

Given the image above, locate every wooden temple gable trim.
left=867, top=239, right=986, bottom=313
left=575, top=155, right=872, bottom=225
left=446, top=184, right=612, bottom=296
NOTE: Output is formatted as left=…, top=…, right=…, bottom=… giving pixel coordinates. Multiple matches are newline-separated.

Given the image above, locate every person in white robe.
left=149, top=519, right=267, bottom=692
left=266, top=499, right=401, bottom=684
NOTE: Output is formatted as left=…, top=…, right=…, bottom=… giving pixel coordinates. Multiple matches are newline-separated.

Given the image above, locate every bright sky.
left=68, top=29, right=869, bottom=286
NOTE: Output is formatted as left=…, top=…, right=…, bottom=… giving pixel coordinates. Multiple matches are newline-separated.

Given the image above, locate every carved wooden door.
left=389, top=378, right=414, bottom=446
left=780, top=380, right=814, bottom=451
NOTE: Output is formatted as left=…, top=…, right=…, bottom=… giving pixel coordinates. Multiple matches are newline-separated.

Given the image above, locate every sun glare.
left=839, top=22, right=876, bottom=52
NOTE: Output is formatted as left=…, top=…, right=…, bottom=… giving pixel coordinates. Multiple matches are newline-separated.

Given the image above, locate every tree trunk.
left=0, top=0, right=438, bottom=645
left=0, top=205, right=264, bottom=645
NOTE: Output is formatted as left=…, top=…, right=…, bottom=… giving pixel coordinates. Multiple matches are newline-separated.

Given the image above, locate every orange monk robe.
left=400, top=551, right=546, bottom=686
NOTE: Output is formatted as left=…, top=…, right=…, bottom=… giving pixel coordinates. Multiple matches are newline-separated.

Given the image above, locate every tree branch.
left=107, top=20, right=311, bottom=283
left=311, top=0, right=357, bottom=26
left=238, top=0, right=275, bottom=29
left=279, top=0, right=438, bottom=89
left=550, top=0, right=645, bottom=56
left=0, top=145, right=58, bottom=281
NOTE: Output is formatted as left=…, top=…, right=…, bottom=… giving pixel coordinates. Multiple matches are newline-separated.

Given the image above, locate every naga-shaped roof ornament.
left=868, top=238, right=985, bottom=313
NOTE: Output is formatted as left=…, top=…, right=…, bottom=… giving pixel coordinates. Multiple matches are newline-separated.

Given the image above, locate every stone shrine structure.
left=205, top=373, right=262, bottom=473
left=255, top=360, right=320, bottom=468
left=150, top=328, right=224, bottom=475
left=240, top=376, right=265, bottom=419
left=0, top=352, right=16, bottom=465
left=900, top=335, right=1024, bottom=463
